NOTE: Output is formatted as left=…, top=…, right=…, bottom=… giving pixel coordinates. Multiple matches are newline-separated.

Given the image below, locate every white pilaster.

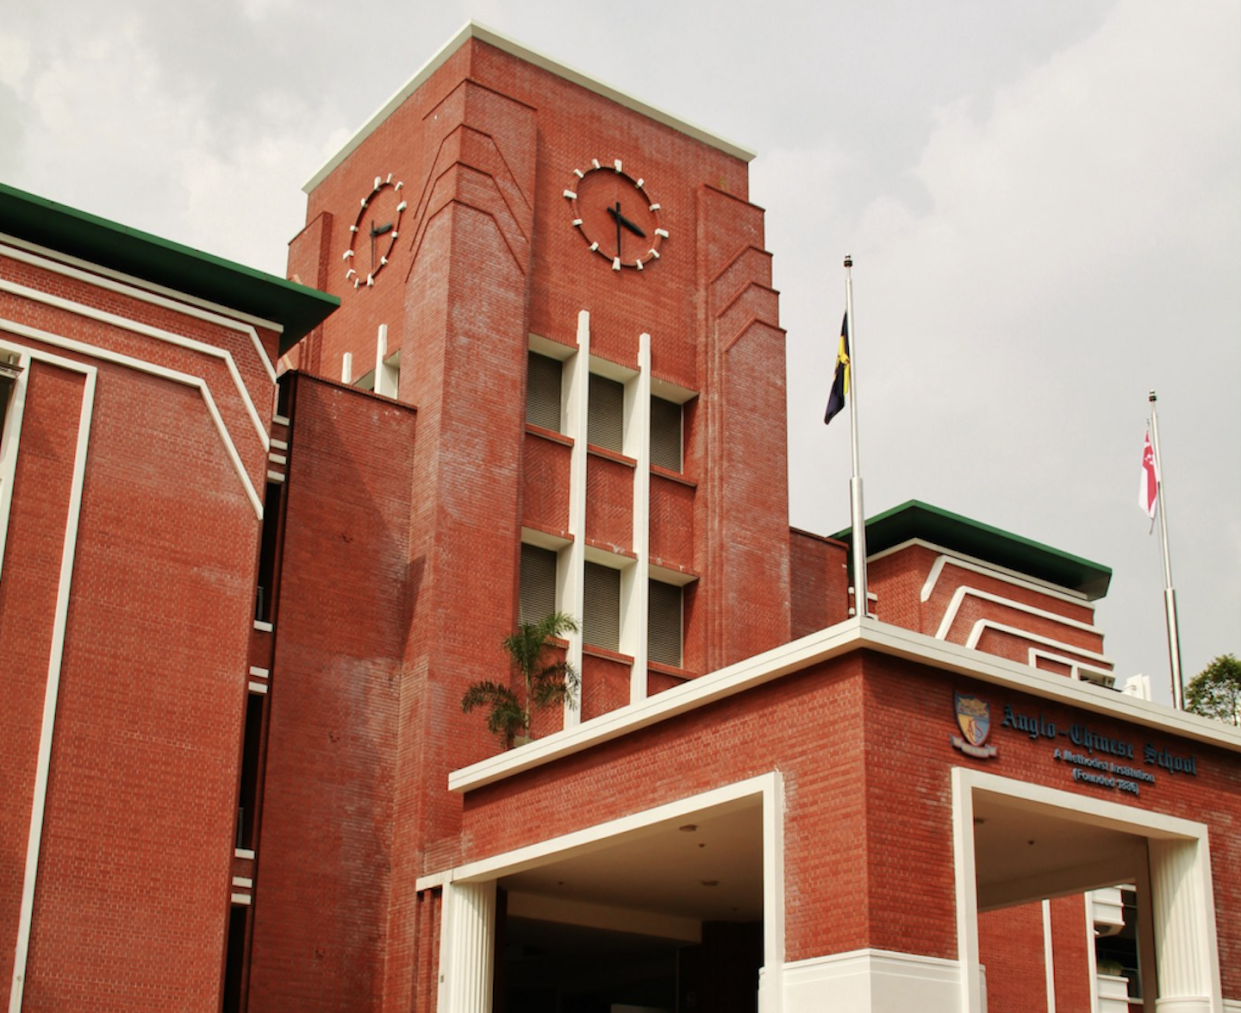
left=437, top=880, right=496, bottom=1013
left=373, top=324, right=390, bottom=397
left=1148, top=838, right=1220, bottom=1013
left=561, top=310, right=590, bottom=729
left=624, top=332, right=652, bottom=703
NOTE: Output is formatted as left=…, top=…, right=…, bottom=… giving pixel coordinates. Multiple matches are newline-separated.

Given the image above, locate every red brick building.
left=2, top=22, right=1238, bottom=1013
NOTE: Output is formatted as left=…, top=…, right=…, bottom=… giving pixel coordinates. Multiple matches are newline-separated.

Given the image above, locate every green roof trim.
left=832, top=500, right=1112, bottom=599
left=0, top=183, right=337, bottom=354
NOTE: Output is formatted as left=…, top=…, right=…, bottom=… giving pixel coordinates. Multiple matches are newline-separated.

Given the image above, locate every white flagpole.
left=844, top=256, right=868, bottom=618
left=1148, top=389, right=1185, bottom=709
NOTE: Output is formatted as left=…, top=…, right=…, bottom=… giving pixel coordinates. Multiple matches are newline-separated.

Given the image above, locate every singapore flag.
left=1140, top=430, right=1159, bottom=519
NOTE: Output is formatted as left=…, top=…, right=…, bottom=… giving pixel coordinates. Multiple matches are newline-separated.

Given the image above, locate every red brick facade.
left=2, top=23, right=1238, bottom=1013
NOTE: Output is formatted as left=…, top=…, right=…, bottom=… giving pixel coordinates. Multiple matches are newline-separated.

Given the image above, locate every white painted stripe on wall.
left=1029, top=648, right=1114, bottom=683
left=918, top=548, right=1091, bottom=605
left=0, top=275, right=271, bottom=452
left=8, top=350, right=96, bottom=1013
left=964, top=619, right=1112, bottom=666
left=230, top=893, right=252, bottom=906
left=934, top=585, right=1099, bottom=642
left=0, top=319, right=263, bottom=518
left=0, top=239, right=281, bottom=381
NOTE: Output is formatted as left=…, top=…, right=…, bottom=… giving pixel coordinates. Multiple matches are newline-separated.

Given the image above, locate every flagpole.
left=844, top=255, right=868, bottom=618
left=1148, top=389, right=1184, bottom=709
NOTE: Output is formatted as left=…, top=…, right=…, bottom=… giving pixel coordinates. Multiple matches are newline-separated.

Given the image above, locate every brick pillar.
left=384, top=77, right=537, bottom=1013
left=694, top=184, right=791, bottom=673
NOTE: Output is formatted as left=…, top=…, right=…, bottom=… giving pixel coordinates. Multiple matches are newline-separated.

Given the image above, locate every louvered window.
left=520, top=544, right=557, bottom=624
left=650, top=396, right=682, bottom=472
left=583, top=561, right=621, bottom=651
left=588, top=374, right=624, bottom=452
left=648, top=579, right=683, bottom=667
left=526, top=352, right=562, bottom=432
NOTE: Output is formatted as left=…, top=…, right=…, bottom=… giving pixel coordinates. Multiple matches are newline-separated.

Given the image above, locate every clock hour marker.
left=649, top=203, right=660, bottom=212
left=563, top=189, right=577, bottom=200
left=612, top=257, right=621, bottom=271
left=614, top=159, right=622, bottom=173
left=591, top=158, right=601, bottom=169
left=655, top=228, right=669, bottom=238
left=574, top=168, right=584, bottom=178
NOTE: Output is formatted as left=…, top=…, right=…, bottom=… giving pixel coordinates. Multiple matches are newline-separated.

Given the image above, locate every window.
left=520, top=543, right=557, bottom=624
left=650, top=396, right=682, bottom=471
left=0, top=356, right=21, bottom=447
left=583, top=561, right=620, bottom=651
left=648, top=579, right=683, bottom=667
left=588, top=374, right=624, bottom=452
left=526, top=352, right=562, bottom=432
left=255, top=481, right=283, bottom=622
left=235, top=692, right=264, bottom=850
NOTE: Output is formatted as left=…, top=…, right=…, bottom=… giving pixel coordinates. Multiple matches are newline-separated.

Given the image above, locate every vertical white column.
left=1148, top=838, right=1219, bottom=1013
left=341, top=352, right=353, bottom=384
left=560, top=310, right=591, bottom=729
left=1043, top=899, right=1057, bottom=1013
left=373, top=324, right=390, bottom=397
left=624, top=333, right=652, bottom=704
left=437, top=880, right=496, bottom=1013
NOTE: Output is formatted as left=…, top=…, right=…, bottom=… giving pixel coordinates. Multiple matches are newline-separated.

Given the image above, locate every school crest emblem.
left=951, top=692, right=998, bottom=759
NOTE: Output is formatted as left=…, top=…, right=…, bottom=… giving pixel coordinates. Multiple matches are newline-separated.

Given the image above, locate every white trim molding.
left=0, top=322, right=264, bottom=517
left=8, top=348, right=96, bottom=1013
left=0, top=238, right=281, bottom=381
left=450, top=618, right=1240, bottom=793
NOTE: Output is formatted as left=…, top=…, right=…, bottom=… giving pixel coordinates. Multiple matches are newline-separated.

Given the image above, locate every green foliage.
left=1185, top=653, right=1241, bottom=726
left=462, top=612, right=581, bottom=748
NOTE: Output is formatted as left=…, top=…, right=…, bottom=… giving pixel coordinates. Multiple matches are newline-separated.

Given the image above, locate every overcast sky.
left=2, top=0, right=1237, bottom=704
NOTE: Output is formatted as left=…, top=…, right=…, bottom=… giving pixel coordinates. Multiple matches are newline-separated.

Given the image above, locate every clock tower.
left=267, top=22, right=791, bottom=1010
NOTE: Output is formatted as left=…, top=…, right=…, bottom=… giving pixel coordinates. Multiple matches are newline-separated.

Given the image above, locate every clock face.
left=565, top=159, right=668, bottom=271
left=343, top=174, right=406, bottom=289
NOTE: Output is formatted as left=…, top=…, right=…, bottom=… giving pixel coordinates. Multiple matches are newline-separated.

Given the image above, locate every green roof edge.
left=0, top=182, right=338, bottom=354
left=832, top=499, right=1113, bottom=599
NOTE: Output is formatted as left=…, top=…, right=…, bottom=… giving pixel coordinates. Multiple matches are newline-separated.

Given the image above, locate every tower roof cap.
left=832, top=499, right=1112, bottom=599
left=304, top=21, right=756, bottom=192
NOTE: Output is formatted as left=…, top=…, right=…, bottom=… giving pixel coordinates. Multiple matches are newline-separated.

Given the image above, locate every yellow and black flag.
left=824, top=312, right=850, bottom=425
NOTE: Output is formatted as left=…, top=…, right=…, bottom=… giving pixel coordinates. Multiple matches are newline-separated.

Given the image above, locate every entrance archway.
left=953, top=769, right=1223, bottom=1013
left=437, top=774, right=782, bottom=1013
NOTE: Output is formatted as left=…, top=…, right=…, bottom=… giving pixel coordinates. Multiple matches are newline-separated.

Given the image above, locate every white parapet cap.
left=448, top=616, right=1241, bottom=793
left=304, top=21, right=755, bottom=193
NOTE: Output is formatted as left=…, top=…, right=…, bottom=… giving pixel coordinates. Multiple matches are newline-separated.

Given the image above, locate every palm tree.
left=462, top=612, right=580, bottom=747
